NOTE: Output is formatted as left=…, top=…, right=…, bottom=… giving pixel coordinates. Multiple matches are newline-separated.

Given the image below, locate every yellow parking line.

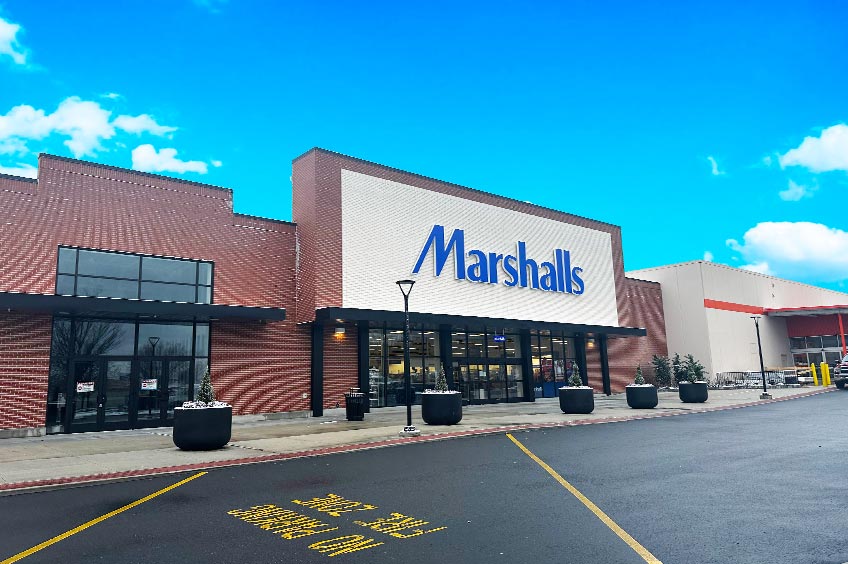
left=506, top=433, right=662, bottom=564
left=1, top=472, right=207, bottom=564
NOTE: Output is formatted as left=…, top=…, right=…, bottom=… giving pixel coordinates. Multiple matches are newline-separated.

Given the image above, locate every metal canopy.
left=314, top=307, right=645, bottom=337
left=765, top=305, right=848, bottom=317
left=0, top=292, right=286, bottom=322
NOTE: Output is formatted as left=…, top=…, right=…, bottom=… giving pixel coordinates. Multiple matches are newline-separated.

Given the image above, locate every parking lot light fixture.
left=751, top=316, right=771, bottom=400
left=396, top=279, right=420, bottom=437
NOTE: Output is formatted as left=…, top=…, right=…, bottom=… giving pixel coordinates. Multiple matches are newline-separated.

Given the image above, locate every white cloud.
left=707, top=155, right=724, bottom=176
left=131, top=144, right=208, bottom=174
left=0, top=14, right=28, bottom=65
left=0, top=137, right=27, bottom=155
left=211, top=160, right=222, bottom=168
left=727, top=221, right=848, bottom=282
left=703, top=251, right=714, bottom=262
left=0, top=162, right=36, bottom=178
left=101, top=92, right=122, bottom=100
left=0, top=97, right=176, bottom=158
left=113, top=114, right=177, bottom=136
left=779, top=124, right=848, bottom=173
left=762, top=155, right=773, bottom=167
left=778, top=179, right=815, bottom=201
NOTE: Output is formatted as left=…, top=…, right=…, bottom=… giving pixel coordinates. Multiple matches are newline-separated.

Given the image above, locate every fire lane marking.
left=506, top=433, right=662, bottom=564
left=0, top=472, right=207, bottom=564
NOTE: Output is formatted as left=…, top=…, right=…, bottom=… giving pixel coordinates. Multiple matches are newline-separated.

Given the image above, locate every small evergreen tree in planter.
left=678, top=355, right=709, bottom=403
left=671, top=353, right=687, bottom=389
left=652, top=355, right=672, bottom=389
left=421, top=369, right=463, bottom=425
left=173, top=367, right=232, bottom=450
left=626, top=365, right=658, bottom=409
left=558, top=362, right=594, bottom=414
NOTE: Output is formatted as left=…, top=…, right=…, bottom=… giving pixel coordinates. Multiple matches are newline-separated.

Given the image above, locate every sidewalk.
left=0, top=387, right=835, bottom=491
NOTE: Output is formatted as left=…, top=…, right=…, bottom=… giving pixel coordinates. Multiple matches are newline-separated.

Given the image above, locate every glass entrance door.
left=488, top=364, right=506, bottom=402
left=136, top=357, right=193, bottom=428
left=69, top=358, right=133, bottom=432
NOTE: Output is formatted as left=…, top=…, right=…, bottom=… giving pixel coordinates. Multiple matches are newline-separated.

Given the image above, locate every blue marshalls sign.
left=412, top=225, right=586, bottom=295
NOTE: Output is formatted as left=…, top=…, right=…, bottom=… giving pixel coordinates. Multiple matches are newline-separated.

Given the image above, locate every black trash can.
left=344, top=388, right=365, bottom=421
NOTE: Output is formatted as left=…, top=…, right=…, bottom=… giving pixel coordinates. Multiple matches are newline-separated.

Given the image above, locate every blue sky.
left=1, top=0, right=847, bottom=290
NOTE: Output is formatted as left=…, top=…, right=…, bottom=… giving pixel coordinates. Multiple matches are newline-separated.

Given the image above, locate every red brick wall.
left=607, top=277, right=668, bottom=391
left=0, top=155, right=307, bottom=430
left=0, top=313, right=52, bottom=430
left=322, top=323, right=359, bottom=409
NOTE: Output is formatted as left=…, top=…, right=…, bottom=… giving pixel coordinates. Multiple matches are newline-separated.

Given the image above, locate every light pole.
left=396, top=279, right=420, bottom=437
left=750, top=317, right=771, bottom=400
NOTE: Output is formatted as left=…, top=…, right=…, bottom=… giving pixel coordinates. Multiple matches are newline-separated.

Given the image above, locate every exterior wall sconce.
left=334, top=327, right=346, bottom=338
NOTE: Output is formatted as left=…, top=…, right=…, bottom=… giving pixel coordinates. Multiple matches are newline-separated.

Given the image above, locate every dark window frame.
left=56, top=246, right=213, bottom=304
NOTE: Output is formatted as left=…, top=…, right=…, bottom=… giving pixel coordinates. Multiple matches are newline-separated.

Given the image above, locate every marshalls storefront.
left=0, top=149, right=667, bottom=437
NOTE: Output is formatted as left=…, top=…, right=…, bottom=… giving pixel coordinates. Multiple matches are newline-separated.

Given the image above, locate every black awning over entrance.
left=0, top=292, right=286, bottom=322
left=314, top=307, right=645, bottom=337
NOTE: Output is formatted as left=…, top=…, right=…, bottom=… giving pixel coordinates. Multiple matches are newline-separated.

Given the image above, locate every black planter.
left=173, top=406, right=232, bottom=450
left=678, top=382, right=708, bottom=403
left=421, top=392, right=463, bottom=425
left=626, top=385, right=658, bottom=409
left=559, top=387, right=594, bottom=414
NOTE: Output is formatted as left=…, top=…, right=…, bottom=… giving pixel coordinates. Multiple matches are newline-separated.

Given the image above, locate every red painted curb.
left=0, top=387, right=835, bottom=492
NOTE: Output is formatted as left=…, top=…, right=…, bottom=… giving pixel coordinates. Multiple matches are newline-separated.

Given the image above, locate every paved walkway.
left=0, top=387, right=835, bottom=491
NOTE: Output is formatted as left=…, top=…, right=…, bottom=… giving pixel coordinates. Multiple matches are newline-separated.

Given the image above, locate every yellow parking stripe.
left=506, top=433, right=662, bottom=564
left=1, top=472, right=207, bottom=564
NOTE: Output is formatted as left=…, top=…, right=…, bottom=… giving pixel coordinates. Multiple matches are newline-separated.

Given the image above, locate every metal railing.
left=712, top=368, right=808, bottom=389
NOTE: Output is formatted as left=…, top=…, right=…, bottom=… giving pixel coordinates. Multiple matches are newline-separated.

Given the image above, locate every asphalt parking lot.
left=2, top=391, right=847, bottom=564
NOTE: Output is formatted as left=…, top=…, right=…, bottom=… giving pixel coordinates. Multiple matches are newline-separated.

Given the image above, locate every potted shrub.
left=559, top=363, right=594, bottom=414
left=173, top=367, right=232, bottom=450
left=421, top=369, right=463, bottom=425
left=652, top=354, right=672, bottom=390
left=626, top=365, right=658, bottom=409
left=671, top=353, right=687, bottom=389
left=678, top=354, right=708, bottom=403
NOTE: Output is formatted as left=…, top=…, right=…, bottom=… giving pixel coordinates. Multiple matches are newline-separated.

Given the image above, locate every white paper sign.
left=76, top=382, right=95, bottom=393
left=141, top=379, right=158, bottom=391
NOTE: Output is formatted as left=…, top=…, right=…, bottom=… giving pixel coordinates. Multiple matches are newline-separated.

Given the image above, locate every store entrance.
left=453, top=362, right=524, bottom=405
left=66, top=356, right=192, bottom=433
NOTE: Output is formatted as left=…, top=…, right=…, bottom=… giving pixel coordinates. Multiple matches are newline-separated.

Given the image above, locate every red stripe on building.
left=703, top=299, right=765, bottom=315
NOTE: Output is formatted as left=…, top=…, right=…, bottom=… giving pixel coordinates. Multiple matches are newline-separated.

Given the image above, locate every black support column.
left=311, top=323, right=324, bottom=417
left=599, top=334, right=611, bottom=396
left=357, top=321, right=370, bottom=412
left=574, top=333, right=588, bottom=386
left=520, top=330, right=534, bottom=401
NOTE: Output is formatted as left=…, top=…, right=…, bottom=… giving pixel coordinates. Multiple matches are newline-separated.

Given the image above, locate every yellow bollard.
left=811, top=363, right=819, bottom=386
left=820, top=362, right=829, bottom=386
left=824, top=363, right=832, bottom=386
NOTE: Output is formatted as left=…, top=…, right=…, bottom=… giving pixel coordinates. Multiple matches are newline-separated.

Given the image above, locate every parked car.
left=835, top=354, right=848, bottom=389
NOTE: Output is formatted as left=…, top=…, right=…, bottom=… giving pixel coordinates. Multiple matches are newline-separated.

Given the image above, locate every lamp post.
left=750, top=317, right=771, bottom=400
left=396, top=279, right=420, bottom=437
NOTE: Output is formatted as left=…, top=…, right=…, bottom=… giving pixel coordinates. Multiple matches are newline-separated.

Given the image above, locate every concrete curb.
left=0, top=387, right=834, bottom=493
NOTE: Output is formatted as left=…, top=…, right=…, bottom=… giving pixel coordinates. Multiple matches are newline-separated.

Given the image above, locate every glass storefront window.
left=57, top=246, right=213, bottom=304
left=195, top=325, right=210, bottom=356
left=78, top=250, right=140, bottom=279
left=789, top=337, right=806, bottom=350
left=821, top=335, right=840, bottom=348
left=58, top=247, right=77, bottom=274
left=805, top=336, right=823, bottom=349
left=793, top=354, right=807, bottom=367
left=137, top=323, right=193, bottom=356
left=504, top=334, right=520, bottom=358
left=467, top=332, right=485, bottom=358
left=451, top=332, right=467, bottom=357
left=75, top=321, right=135, bottom=356
left=142, top=256, right=197, bottom=284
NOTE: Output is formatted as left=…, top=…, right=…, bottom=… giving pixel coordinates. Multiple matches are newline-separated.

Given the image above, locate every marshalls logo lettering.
left=412, top=225, right=585, bottom=295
